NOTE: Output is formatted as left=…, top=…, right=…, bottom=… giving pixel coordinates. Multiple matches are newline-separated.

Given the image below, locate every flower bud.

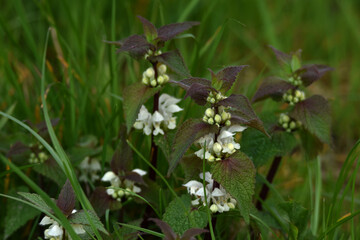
left=221, top=111, right=228, bottom=121
left=216, top=93, right=222, bottom=100
left=225, top=120, right=231, bottom=126
left=296, top=120, right=302, bottom=127
left=227, top=202, right=235, bottom=209
left=209, top=98, right=216, bottom=104
left=208, top=155, right=215, bottom=162
left=281, top=114, right=290, bottom=123
left=227, top=143, right=235, bottom=151
left=142, top=77, right=149, bottom=85
left=293, top=97, right=299, bottom=103
left=289, top=121, right=296, bottom=129
left=163, top=74, right=169, bottom=83
left=287, top=95, right=293, bottom=102
left=282, top=123, right=288, bottom=129
left=157, top=76, right=164, bottom=85
left=118, top=190, right=125, bottom=197
left=203, top=116, right=208, bottom=122
left=150, top=79, right=157, bottom=87
left=295, top=90, right=302, bottom=98
left=205, top=108, right=215, bottom=118
left=214, top=114, right=222, bottom=123
left=112, top=192, right=117, bottom=198
left=158, top=64, right=167, bottom=74
left=210, top=204, right=218, bottom=213
left=145, top=68, right=155, bottom=78
left=125, top=188, right=131, bottom=196
left=207, top=118, right=214, bottom=125
left=216, top=157, right=222, bottom=161
left=213, top=142, right=222, bottom=153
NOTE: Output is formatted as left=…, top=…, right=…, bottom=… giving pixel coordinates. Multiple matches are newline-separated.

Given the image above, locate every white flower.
left=132, top=168, right=147, bottom=176
left=194, top=133, right=215, bottom=161
left=133, top=94, right=182, bottom=135
left=79, top=157, right=101, bottom=182
left=183, top=172, right=237, bottom=213
left=101, top=171, right=120, bottom=187
left=40, top=213, right=85, bottom=240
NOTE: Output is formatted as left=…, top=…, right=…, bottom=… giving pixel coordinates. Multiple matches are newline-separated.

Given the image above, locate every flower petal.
left=132, top=168, right=147, bottom=176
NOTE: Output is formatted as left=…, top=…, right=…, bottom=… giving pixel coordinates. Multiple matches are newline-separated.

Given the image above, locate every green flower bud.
left=118, top=190, right=125, bottom=197
left=112, top=192, right=117, bottom=198
left=142, top=77, right=149, bottom=85
left=125, top=188, right=131, bottom=196
left=295, top=90, right=302, bottom=98
left=227, top=202, right=235, bottom=209
left=289, top=121, right=296, bottom=129
left=216, top=157, right=222, bottom=161
left=157, top=76, right=164, bottom=85
left=227, top=143, right=235, bottom=151
left=282, top=123, right=288, bottom=129
left=150, top=79, right=157, bottom=87
left=203, top=116, right=209, bottom=122
left=163, top=74, right=169, bottom=83
left=281, top=114, right=290, bottom=123
left=214, top=114, right=222, bottom=123
left=221, top=111, right=228, bottom=121
left=287, top=95, right=293, bottom=102
left=213, top=142, right=222, bottom=153
left=205, top=108, right=215, bottom=118
left=210, top=98, right=216, bottom=104
left=210, top=204, right=218, bottom=213
left=208, top=155, right=215, bottom=162
left=145, top=68, right=155, bottom=78
left=158, top=64, right=167, bottom=74
left=225, top=120, right=231, bottom=126
left=216, top=93, right=222, bottom=100
left=208, top=118, right=214, bottom=125
left=293, top=97, right=299, bottom=103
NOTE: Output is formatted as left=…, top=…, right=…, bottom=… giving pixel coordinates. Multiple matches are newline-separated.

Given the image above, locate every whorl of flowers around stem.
left=101, top=169, right=147, bottom=202
left=183, top=172, right=237, bottom=213
left=28, top=144, right=48, bottom=164
left=133, top=94, right=183, bottom=136
left=282, top=89, right=306, bottom=106
left=278, top=113, right=302, bottom=133
left=39, top=210, right=85, bottom=240
left=142, top=62, right=170, bottom=87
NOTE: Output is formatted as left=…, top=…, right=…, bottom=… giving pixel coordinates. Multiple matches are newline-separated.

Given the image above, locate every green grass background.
left=1, top=0, right=360, bottom=238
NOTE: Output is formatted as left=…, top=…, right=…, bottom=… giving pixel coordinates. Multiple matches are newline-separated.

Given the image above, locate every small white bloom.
left=101, top=171, right=120, bottom=187
left=132, top=168, right=147, bottom=176
left=40, top=216, right=55, bottom=226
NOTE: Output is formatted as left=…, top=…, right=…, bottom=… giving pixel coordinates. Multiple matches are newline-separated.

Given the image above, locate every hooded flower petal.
left=101, top=171, right=117, bottom=182
left=132, top=168, right=147, bottom=176
left=39, top=216, right=54, bottom=226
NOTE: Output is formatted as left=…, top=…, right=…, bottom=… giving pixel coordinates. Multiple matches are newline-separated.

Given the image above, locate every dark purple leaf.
left=157, top=22, right=199, bottom=42
left=111, top=126, right=132, bottom=173
left=149, top=218, right=177, bottom=240
left=168, top=119, right=218, bottom=175
left=269, top=45, right=292, bottom=67
left=290, top=95, right=331, bottom=144
left=117, top=34, right=154, bottom=59
left=219, top=94, right=269, bottom=136
left=181, top=228, right=208, bottom=240
left=211, top=151, right=256, bottom=223
left=214, top=66, right=248, bottom=93
left=137, top=16, right=158, bottom=40
left=251, top=77, right=295, bottom=103
left=124, top=171, right=146, bottom=186
left=150, top=50, right=190, bottom=77
left=56, top=180, right=75, bottom=216
left=37, top=118, right=60, bottom=136
left=185, top=83, right=215, bottom=106
left=123, top=82, right=161, bottom=132
left=296, top=64, right=333, bottom=87
left=180, top=154, right=203, bottom=182
left=170, top=77, right=211, bottom=90
left=7, top=142, right=29, bottom=157
left=90, top=187, right=122, bottom=217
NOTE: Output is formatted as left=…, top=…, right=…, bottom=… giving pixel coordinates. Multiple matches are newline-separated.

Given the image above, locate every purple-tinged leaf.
left=180, top=154, right=203, bottom=182
left=181, top=228, right=208, bottom=240
left=36, top=118, right=60, bottom=136
left=123, top=82, right=161, bottom=132
left=56, top=180, right=75, bottom=216
left=211, top=151, right=256, bottom=223
left=124, top=171, right=146, bottom=186
left=214, top=66, right=248, bottom=93
left=137, top=16, right=158, bottom=41
left=90, top=187, right=122, bottom=217
left=296, top=64, right=333, bottom=87
left=7, top=141, right=29, bottom=157
left=33, top=157, right=66, bottom=186
left=170, top=77, right=211, bottom=90
left=185, top=83, right=215, bottom=106
left=299, top=130, right=324, bottom=160
left=111, top=126, right=132, bottom=173
left=290, top=95, right=331, bottom=144
left=117, top=34, right=154, bottom=59
left=150, top=50, right=191, bottom=77
left=149, top=218, right=177, bottom=240
left=68, top=209, right=108, bottom=234
left=168, top=119, right=218, bottom=175
left=269, top=45, right=292, bottom=67
left=251, top=77, right=295, bottom=103
left=157, top=22, right=199, bottom=42
left=218, top=94, right=269, bottom=136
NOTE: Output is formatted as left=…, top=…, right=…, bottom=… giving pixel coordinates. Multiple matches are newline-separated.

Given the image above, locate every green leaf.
left=210, top=151, right=256, bottom=223
left=180, top=154, right=203, bottom=182
left=4, top=186, right=40, bottom=239
left=123, top=82, right=161, bottom=132
left=291, top=54, right=302, bottom=72
left=151, top=50, right=191, bottom=77
left=291, top=95, right=331, bottom=144
left=168, top=119, right=218, bottom=175
left=18, top=192, right=53, bottom=213
left=68, top=210, right=108, bottom=234
left=163, top=195, right=208, bottom=236
left=241, top=129, right=297, bottom=167
left=154, top=130, right=175, bottom=163
left=33, top=157, right=66, bottom=186
left=137, top=16, right=158, bottom=41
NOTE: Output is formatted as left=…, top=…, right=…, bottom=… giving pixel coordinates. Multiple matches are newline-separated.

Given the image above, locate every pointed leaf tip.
left=56, top=180, right=76, bottom=216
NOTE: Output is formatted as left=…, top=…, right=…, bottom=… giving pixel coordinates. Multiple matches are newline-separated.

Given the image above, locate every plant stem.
left=256, top=156, right=282, bottom=211
left=149, top=62, right=159, bottom=181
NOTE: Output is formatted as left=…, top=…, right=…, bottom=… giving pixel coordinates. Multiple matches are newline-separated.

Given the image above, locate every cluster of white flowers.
left=134, top=94, right=183, bottom=136
left=142, top=64, right=169, bottom=87
left=39, top=210, right=85, bottom=240
left=202, top=106, right=231, bottom=127
left=195, top=125, right=246, bottom=162
left=78, top=157, right=101, bottom=182
left=282, top=89, right=306, bottom=105
left=288, top=75, right=302, bottom=86
left=101, top=169, right=147, bottom=202
left=278, top=113, right=302, bottom=132
left=184, top=172, right=237, bottom=213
